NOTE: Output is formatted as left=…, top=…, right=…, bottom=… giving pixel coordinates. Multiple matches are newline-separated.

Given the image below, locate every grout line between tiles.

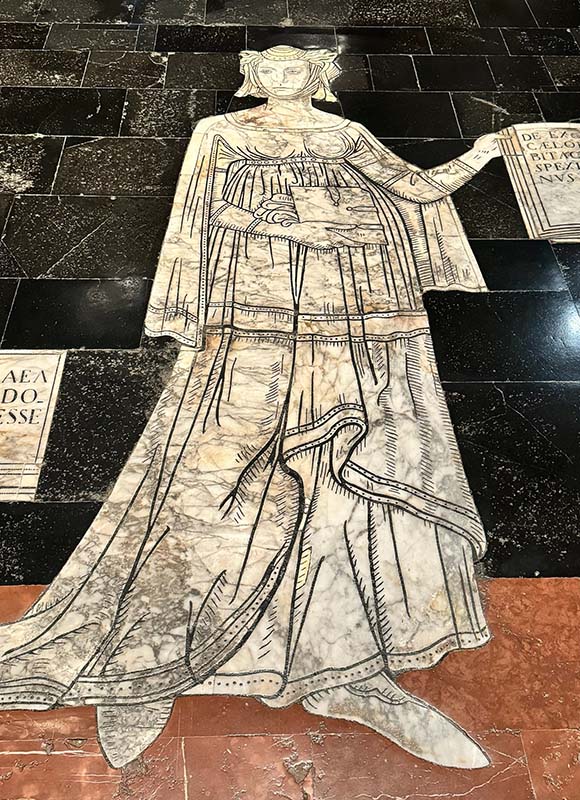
left=47, top=136, right=66, bottom=195
left=519, top=732, right=539, bottom=800
left=0, top=278, right=19, bottom=347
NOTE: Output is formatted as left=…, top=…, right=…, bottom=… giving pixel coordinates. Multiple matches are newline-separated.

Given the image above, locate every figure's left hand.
left=329, top=225, right=385, bottom=247
left=473, top=131, right=506, bottom=160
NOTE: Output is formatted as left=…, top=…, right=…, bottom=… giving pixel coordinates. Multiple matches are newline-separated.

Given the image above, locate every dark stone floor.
left=1, top=0, right=580, bottom=581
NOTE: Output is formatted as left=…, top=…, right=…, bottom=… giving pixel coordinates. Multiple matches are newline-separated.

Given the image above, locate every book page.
left=499, top=123, right=580, bottom=242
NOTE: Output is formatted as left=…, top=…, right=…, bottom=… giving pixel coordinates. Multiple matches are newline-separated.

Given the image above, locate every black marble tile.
left=0, top=49, right=88, bottom=86
left=368, top=55, right=418, bottom=90
left=415, top=55, right=496, bottom=91
left=0, top=278, right=18, bottom=342
left=0, top=502, right=101, bottom=584
left=502, top=27, right=580, bottom=55
left=427, top=27, right=507, bottom=55
left=1, top=196, right=172, bottom=278
left=470, top=0, right=536, bottom=26
left=156, top=23, right=246, bottom=52
left=2, top=277, right=152, bottom=349
left=544, top=56, right=580, bottom=90
left=0, top=1, right=40, bottom=23
left=135, top=23, right=157, bottom=50
left=0, top=135, right=63, bottom=193
left=452, top=91, right=543, bottom=136
left=425, top=291, right=580, bottom=382
left=0, top=22, right=48, bottom=48
left=288, top=0, right=476, bottom=26
left=121, top=88, right=215, bottom=136
left=454, top=182, right=528, bottom=239
left=133, top=0, right=205, bottom=23
left=46, top=22, right=139, bottom=50
left=36, top=0, right=133, bottom=22
left=246, top=26, right=336, bottom=51
left=0, top=87, right=125, bottom=135
left=527, top=0, right=580, bottom=27
left=553, top=244, right=580, bottom=306
left=53, top=137, right=187, bottom=196
left=469, top=240, right=566, bottom=290
left=215, top=90, right=272, bottom=115
left=383, top=137, right=470, bottom=168
left=38, top=345, right=178, bottom=501
left=83, top=50, right=166, bottom=88
left=333, top=55, right=372, bottom=90
left=165, top=52, right=241, bottom=89
left=445, top=382, right=580, bottom=578
left=535, top=92, right=580, bottom=123
left=339, top=91, right=460, bottom=137
left=337, top=27, right=430, bottom=55
left=205, top=0, right=288, bottom=24
left=488, top=55, right=554, bottom=90
left=0, top=195, right=13, bottom=236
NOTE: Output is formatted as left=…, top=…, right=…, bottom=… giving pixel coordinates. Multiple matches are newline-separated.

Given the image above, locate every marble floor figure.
left=0, top=46, right=505, bottom=770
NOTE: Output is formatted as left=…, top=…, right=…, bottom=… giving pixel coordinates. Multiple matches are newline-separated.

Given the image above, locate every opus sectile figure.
left=0, top=46, right=505, bottom=770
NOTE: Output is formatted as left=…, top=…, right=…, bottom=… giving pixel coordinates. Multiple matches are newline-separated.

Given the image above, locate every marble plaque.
left=0, top=351, right=66, bottom=501
left=498, top=122, right=580, bottom=242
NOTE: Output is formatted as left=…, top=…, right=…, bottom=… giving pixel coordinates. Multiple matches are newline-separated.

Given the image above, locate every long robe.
left=0, top=113, right=490, bottom=766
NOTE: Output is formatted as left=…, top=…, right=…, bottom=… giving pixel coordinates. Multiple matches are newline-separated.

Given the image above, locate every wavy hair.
left=235, top=46, right=341, bottom=102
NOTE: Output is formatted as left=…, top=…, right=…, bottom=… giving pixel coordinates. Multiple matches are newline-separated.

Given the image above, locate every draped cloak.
left=0, top=112, right=490, bottom=764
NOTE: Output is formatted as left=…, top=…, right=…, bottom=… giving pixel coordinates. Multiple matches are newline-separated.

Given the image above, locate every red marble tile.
left=0, top=702, right=180, bottom=742
left=0, top=736, right=184, bottom=800
left=401, top=577, right=580, bottom=731
left=522, top=729, right=580, bottom=800
left=0, top=707, right=97, bottom=742
left=183, top=733, right=314, bottom=800
left=1, top=579, right=579, bottom=749
left=176, top=695, right=354, bottom=738
left=0, top=585, right=44, bottom=622
left=183, top=731, right=534, bottom=799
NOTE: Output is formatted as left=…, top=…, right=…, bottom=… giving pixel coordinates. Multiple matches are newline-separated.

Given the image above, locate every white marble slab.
left=499, top=122, right=580, bottom=242
left=0, top=351, right=66, bottom=500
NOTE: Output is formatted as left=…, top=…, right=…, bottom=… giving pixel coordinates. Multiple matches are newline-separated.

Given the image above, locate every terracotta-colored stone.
left=0, top=585, right=44, bottom=623
left=0, top=707, right=97, bottom=742
left=176, top=695, right=354, bottom=738
left=0, top=702, right=180, bottom=742
left=183, top=731, right=534, bottom=800
left=176, top=578, right=580, bottom=738
left=0, top=736, right=184, bottom=800
left=1, top=576, right=580, bottom=793
left=183, top=733, right=315, bottom=800
left=402, top=577, right=580, bottom=731
left=522, top=729, right=580, bottom=800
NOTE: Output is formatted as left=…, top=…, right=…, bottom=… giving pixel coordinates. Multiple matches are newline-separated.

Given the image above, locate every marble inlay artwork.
left=0, top=352, right=66, bottom=501
left=0, top=46, right=520, bottom=772
left=499, top=123, right=580, bottom=242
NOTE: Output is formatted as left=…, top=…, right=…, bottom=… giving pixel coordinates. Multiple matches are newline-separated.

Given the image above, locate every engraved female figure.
left=0, top=46, right=503, bottom=769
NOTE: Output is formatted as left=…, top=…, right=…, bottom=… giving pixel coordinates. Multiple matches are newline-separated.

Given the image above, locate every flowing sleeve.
left=349, top=122, right=478, bottom=204
left=347, top=121, right=487, bottom=293
left=144, top=116, right=220, bottom=349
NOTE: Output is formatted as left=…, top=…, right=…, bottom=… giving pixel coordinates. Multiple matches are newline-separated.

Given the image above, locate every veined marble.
left=499, top=122, right=580, bottom=242
left=0, top=45, right=518, bottom=771
left=0, top=351, right=66, bottom=501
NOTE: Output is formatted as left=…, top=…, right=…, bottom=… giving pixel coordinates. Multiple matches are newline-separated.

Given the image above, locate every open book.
left=498, top=123, right=580, bottom=243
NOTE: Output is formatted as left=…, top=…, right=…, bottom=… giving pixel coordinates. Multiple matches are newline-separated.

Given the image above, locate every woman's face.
left=255, top=59, right=312, bottom=98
